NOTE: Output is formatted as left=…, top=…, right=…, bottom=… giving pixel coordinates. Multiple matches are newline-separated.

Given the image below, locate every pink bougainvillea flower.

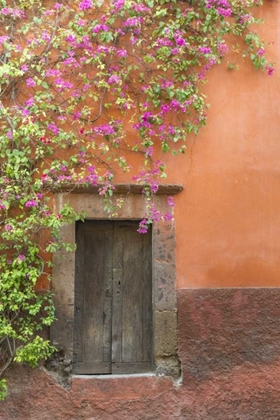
left=108, top=75, right=121, bottom=85
left=198, top=47, right=211, bottom=54
left=164, top=212, right=173, bottom=221
left=48, top=123, right=59, bottom=135
left=267, top=66, right=275, bottom=76
left=137, top=219, right=148, bottom=234
left=26, top=77, right=36, bottom=87
left=167, top=196, right=175, bottom=207
left=92, top=24, right=109, bottom=33
left=77, top=18, right=86, bottom=26
left=112, top=0, right=125, bottom=10
left=117, top=49, right=127, bottom=58
left=0, top=35, right=9, bottom=44
left=175, top=36, right=186, bottom=47
left=25, top=200, right=38, bottom=207
left=20, top=64, right=28, bottom=72
left=79, top=0, right=92, bottom=10
left=150, top=181, right=158, bottom=192
left=257, top=48, right=265, bottom=56
left=25, top=97, right=34, bottom=107
left=6, top=130, right=13, bottom=140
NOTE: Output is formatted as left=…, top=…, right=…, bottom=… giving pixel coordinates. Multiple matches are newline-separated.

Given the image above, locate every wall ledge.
left=55, top=183, right=183, bottom=195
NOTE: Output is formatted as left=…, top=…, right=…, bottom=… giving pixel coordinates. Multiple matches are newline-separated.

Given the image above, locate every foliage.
left=0, top=378, right=7, bottom=400
left=0, top=0, right=273, bottom=399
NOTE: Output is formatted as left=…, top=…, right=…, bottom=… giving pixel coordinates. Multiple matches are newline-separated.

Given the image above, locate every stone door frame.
left=50, top=185, right=182, bottom=377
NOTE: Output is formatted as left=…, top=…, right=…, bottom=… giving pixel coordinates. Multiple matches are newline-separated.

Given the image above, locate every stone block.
left=154, top=310, right=178, bottom=358
left=153, top=221, right=175, bottom=263
left=153, top=261, right=176, bottom=311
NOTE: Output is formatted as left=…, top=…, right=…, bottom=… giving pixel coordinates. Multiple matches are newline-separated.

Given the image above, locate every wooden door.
left=73, top=220, right=153, bottom=374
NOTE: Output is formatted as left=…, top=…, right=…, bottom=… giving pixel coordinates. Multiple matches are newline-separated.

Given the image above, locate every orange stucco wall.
left=65, top=2, right=280, bottom=290
left=160, top=1, right=280, bottom=288
left=34, top=1, right=278, bottom=291
left=33, top=2, right=279, bottom=291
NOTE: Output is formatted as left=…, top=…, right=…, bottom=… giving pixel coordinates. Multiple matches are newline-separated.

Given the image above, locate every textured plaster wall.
left=166, top=1, right=280, bottom=288
left=3, top=289, right=280, bottom=420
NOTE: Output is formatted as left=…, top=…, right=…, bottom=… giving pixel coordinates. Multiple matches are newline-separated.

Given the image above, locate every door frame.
left=51, top=186, right=181, bottom=378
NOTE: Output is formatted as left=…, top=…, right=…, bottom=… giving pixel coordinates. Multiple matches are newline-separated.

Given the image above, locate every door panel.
left=73, top=220, right=153, bottom=374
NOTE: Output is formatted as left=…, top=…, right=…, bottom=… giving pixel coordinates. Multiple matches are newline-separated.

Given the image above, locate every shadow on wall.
left=206, top=258, right=280, bottom=288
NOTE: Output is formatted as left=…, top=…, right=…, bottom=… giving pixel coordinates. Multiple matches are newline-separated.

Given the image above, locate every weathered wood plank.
left=112, top=362, right=152, bottom=374
left=142, top=229, right=153, bottom=363
left=103, top=295, right=112, bottom=363
left=121, top=221, right=143, bottom=363
left=103, top=227, right=113, bottom=362
left=73, top=222, right=85, bottom=364
left=83, top=223, right=105, bottom=362
left=112, top=222, right=123, bottom=363
left=74, top=361, right=111, bottom=375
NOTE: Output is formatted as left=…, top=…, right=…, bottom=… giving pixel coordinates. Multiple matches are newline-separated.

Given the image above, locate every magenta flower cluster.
left=25, top=200, right=37, bottom=208
left=206, top=0, right=232, bottom=17
left=137, top=219, right=149, bottom=234
left=93, top=124, right=116, bottom=136
left=92, top=24, right=109, bottom=33
left=79, top=0, right=92, bottom=10
left=26, top=78, right=36, bottom=88
left=86, top=166, right=98, bottom=186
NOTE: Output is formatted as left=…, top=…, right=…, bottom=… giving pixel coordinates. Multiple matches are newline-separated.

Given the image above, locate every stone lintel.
left=55, top=183, right=183, bottom=195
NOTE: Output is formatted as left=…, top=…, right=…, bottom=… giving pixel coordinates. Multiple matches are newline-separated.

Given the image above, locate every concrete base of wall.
left=3, top=288, right=280, bottom=420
